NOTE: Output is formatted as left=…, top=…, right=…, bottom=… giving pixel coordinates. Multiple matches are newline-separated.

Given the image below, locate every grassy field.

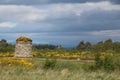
left=0, top=58, right=120, bottom=80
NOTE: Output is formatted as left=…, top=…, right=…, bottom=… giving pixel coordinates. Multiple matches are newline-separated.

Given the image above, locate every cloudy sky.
left=0, top=0, right=120, bottom=47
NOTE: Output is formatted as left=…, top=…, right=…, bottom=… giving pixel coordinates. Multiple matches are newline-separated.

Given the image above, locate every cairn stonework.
left=14, top=37, right=33, bottom=57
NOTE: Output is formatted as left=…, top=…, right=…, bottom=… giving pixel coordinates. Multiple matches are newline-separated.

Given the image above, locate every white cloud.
left=0, top=5, right=47, bottom=22
left=84, top=1, right=120, bottom=11
left=47, top=1, right=120, bottom=17
left=0, top=22, right=17, bottom=28
left=90, top=30, right=120, bottom=37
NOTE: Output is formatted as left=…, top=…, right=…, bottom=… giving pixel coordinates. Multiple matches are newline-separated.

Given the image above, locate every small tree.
left=92, top=41, right=104, bottom=52
left=85, top=42, right=92, bottom=51
left=104, top=39, right=113, bottom=51
left=76, top=41, right=85, bottom=51
left=0, top=39, right=8, bottom=47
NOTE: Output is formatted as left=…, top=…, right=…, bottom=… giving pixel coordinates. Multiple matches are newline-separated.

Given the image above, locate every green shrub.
left=113, top=57, right=120, bottom=70
left=95, top=53, right=104, bottom=69
left=43, top=59, right=56, bottom=69
left=82, top=62, right=93, bottom=71
left=88, top=53, right=115, bottom=72
left=103, top=56, right=115, bottom=72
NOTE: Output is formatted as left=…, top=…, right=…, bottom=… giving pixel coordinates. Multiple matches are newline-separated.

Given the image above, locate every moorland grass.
left=0, top=58, right=120, bottom=80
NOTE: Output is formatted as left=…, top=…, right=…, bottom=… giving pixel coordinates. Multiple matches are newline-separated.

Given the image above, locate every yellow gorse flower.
left=0, top=61, right=2, bottom=64
left=0, top=52, right=14, bottom=57
left=0, top=58, right=34, bottom=67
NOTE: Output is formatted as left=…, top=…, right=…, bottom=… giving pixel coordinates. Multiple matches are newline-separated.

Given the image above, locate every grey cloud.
left=0, top=3, right=120, bottom=33
left=42, top=10, right=120, bottom=32
left=0, top=0, right=120, bottom=5
left=109, top=0, right=120, bottom=4
left=0, top=0, right=48, bottom=5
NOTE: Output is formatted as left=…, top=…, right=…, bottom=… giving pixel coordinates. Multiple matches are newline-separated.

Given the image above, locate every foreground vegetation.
left=0, top=67, right=119, bottom=80
left=0, top=57, right=120, bottom=80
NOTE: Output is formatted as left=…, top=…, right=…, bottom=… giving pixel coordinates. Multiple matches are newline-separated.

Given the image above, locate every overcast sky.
left=0, top=0, right=120, bottom=47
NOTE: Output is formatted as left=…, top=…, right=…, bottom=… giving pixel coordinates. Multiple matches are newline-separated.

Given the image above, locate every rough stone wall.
left=14, top=41, right=33, bottom=57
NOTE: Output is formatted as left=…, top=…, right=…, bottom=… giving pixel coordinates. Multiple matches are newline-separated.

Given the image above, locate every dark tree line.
left=0, top=39, right=14, bottom=52
left=33, top=44, right=61, bottom=50
left=76, top=39, right=120, bottom=53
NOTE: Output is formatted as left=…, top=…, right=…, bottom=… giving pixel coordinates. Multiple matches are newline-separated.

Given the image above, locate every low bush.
left=113, top=57, right=120, bottom=71
left=103, top=56, right=115, bottom=72
left=87, top=53, right=115, bottom=72
left=43, top=59, right=56, bottom=69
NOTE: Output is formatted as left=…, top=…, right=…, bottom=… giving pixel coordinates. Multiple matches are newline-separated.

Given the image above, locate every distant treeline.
left=76, top=39, right=120, bottom=53
left=0, top=39, right=120, bottom=53
left=33, top=44, right=62, bottom=50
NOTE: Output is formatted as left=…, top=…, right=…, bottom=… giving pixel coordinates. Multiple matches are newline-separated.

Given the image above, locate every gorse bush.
left=0, top=58, right=34, bottom=67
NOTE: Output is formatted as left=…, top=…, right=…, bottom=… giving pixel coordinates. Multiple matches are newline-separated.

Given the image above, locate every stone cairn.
left=14, top=36, right=33, bottom=57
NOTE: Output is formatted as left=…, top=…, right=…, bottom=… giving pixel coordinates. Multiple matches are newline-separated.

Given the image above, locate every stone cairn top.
left=14, top=36, right=33, bottom=57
